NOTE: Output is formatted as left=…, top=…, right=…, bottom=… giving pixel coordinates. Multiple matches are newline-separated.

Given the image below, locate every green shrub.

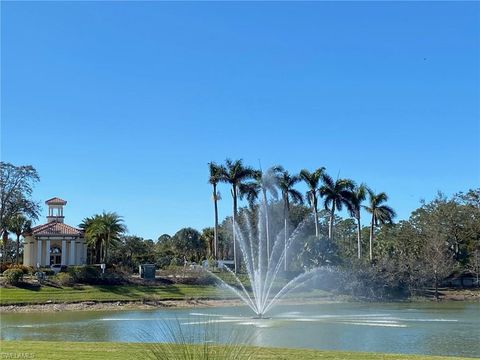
left=53, top=272, right=74, bottom=286
left=43, top=269, right=55, bottom=276
left=3, top=268, right=24, bottom=285
left=68, top=265, right=101, bottom=284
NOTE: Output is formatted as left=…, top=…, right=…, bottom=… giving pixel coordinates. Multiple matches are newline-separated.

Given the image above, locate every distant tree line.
left=2, top=161, right=479, bottom=299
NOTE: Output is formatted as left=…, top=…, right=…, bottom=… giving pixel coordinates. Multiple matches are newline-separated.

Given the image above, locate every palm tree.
left=365, top=190, right=396, bottom=261
left=348, top=183, right=369, bottom=259
left=299, top=168, right=325, bottom=238
left=100, top=212, right=126, bottom=264
left=8, top=214, right=32, bottom=264
left=219, top=159, right=255, bottom=273
left=277, top=170, right=303, bottom=270
left=208, top=162, right=224, bottom=260
left=79, top=215, right=101, bottom=263
left=80, top=212, right=126, bottom=264
left=319, top=173, right=355, bottom=242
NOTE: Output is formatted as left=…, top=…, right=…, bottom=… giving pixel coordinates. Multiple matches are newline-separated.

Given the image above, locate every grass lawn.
left=0, top=284, right=331, bottom=306
left=0, top=341, right=469, bottom=360
left=0, top=284, right=231, bottom=305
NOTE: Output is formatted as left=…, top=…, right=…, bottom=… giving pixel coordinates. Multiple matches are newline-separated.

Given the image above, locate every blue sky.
left=1, top=2, right=479, bottom=240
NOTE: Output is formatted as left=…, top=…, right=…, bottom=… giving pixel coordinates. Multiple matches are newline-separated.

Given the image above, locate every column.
left=69, top=240, right=75, bottom=265
left=61, top=240, right=66, bottom=265
left=36, top=240, right=42, bottom=267
left=45, top=240, right=51, bottom=266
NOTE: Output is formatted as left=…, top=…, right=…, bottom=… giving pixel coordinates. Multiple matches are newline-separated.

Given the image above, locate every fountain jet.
left=208, top=181, right=328, bottom=318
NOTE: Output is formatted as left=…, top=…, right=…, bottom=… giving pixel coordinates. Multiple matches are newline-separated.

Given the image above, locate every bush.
left=3, top=268, right=24, bottom=285
left=0, top=263, right=12, bottom=273
left=8, top=264, right=33, bottom=275
left=52, top=272, right=74, bottom=286
left=43, top=269, right=55, bottom=276
left=68, top=265, right=101, bottom=284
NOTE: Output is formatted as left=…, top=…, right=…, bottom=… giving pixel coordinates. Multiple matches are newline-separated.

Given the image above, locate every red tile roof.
left=45, top=197, right=67, bottom=205
left=32, top=222, right=83, bottom=237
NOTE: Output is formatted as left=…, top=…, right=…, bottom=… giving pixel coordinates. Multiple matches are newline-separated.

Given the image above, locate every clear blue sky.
left=2, top=2, right=479, bottom=240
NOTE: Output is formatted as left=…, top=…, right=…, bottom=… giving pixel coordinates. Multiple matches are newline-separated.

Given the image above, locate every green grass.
left=0, top=284, right=332, bottom=306
left=0, top=341, right=469, bottom=360
left=0, top=284, right=231, bottom=305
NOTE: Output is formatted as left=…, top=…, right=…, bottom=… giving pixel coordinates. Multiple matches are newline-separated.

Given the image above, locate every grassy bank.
left=0, top=341, right=470, bottom=360
left=0, top=284, right=333, bottom=306
left=0, top=284, right=229, bottom=305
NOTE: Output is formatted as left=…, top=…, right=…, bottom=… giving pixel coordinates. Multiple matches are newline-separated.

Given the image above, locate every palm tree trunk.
left=312, top=195, right=319, bottom=238
left=284, top=198, right=289, bottom=271
left=98, top=240, right=103, bottom=264
left=369, top=213, right=375, bottom=262
left=232, top=186, right=239, bottom=274
left=329, top=205, right=335, bottom=241
left=262, top=188, right=270, bottom=262
left=104, top=234, right=110, bottom=265
left=213, top=183, right=219, bottom=260
left=16, top=234, right=20, bottom=265
left=356, top=215, right=362, bottom=260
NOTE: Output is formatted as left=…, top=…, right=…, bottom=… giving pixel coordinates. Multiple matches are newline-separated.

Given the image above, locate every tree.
left=80, top=212, right=126, bottom=264
left=169, top=227, right=205, bottom=262
left=365, top=190, right=396, bottom=261
left=208, top=162, right=224, bottom=259
left=109, top=235, right=155, bottom=271
left=300, top=235, right=339, bottom=269
left=319, top=173, right=355, bottom=242
left=219, top=159, right=255, bottom=273
left=421, top=226, right=455, bottom=300
left=79, top=216, right=101, bottom=263
left=8, top=214, right=32, bottom=264
left=157, top=234, right=172, bottom=244
left=0, top=162, right=40, bottom=264
left=348, top=183, right=369, bottom=259
left=201, top=227, right=215, bottom=258
left=277, top=170, right=303, bottom=270
left=299, top=168, right=325, bottom=238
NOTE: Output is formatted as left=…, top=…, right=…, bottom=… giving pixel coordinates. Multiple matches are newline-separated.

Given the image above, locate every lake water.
left=1, top=302, right=479, bottom=358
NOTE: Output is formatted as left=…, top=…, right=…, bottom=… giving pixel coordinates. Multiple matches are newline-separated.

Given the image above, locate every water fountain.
left=208, top=182, right=325, bottom=318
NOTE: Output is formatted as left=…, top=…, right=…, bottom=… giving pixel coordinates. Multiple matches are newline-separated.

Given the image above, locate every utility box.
left=139, top=264, right=156, bottom=280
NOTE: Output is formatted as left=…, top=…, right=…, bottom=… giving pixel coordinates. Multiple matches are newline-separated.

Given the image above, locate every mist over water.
left=208, top=192, right=334, bottom=317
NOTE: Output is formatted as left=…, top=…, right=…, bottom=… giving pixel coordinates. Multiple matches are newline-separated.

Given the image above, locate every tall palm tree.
left=8, top=214, right=32, bottom=264
left=348, top=183, right=369, bottom=259
left=80, top=212, right=126, bottom=264
left=277, top=170, right=303, bottom=270
left=365, top=190, right=396, bottom=261
left=208, top=162, right=224, bottom=260
left=299, top=168, right=325, bottom=238
left=219, top=159, right=255, bottom=273
left=319, top=173, right=355, bottom=242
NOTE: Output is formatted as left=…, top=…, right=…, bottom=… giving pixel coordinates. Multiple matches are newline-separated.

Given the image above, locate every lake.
left=1, top=302, right=479, bottom=358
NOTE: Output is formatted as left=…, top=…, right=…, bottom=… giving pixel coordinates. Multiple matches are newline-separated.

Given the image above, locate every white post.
left=69, top=240, right=75, bottom=265
left=36, top=240, right=42, bottom=267
left=61, top=240, right=66, bottom=265
left=45, top=240, right=51, bottom=266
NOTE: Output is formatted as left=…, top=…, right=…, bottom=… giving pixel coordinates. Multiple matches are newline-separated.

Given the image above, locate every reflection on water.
left=1, top=302, right=479, bottom=358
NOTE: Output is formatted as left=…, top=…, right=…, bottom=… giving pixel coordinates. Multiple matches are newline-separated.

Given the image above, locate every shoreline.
left=0, top=297, right=345, bottom=313
left=3, top=291, right=480, bottom=313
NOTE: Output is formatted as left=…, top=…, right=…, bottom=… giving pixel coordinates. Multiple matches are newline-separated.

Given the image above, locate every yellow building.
left=23, top=197, right=87, bottom=267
